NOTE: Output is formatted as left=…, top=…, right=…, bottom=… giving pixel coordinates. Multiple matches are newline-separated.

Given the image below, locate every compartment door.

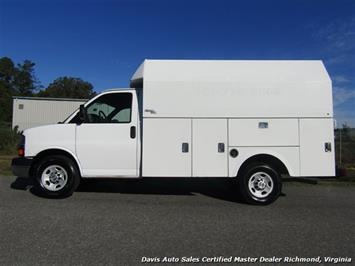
left=299, top=118, right=335, bottom=176
left=142, top=118, right=191, bottom=177
left=192, top=119, right=228, bottom=177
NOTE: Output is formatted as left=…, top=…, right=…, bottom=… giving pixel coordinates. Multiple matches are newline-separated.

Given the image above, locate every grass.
left=0, top=154, right=15, bottom=176
left=345, top=166, right=355, bottom=174
left=0, top=123, right=19, bottom=175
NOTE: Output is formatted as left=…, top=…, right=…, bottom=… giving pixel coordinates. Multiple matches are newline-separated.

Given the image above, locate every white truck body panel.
left=132, top=60, right=332, bottom=118
left=76, top=123, right=137, bottom=177
left=25, top=123, right=79, bottom=165
left=143, top=118, right=191, bottom=176
left=299, top=118, right=335, bottom=176
left=131, top=60, right=334, bottom=177
left=143, top=118, right=229, bottom=177
left=228, top=146, right=300, bottom=177
left=192, top=119, right=228, bottom=177
left=229, top=119, right=299, bottom=147
left=227, top=118, right=301, bottom=176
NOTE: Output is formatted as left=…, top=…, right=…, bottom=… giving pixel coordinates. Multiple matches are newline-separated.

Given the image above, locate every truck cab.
left=67, top=89, right=141, bottom=177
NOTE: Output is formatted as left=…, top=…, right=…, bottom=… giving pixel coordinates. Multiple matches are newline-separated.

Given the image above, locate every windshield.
left=61, top=96, right=95, bottom=123
left=62, top=107, right=80, bottom=123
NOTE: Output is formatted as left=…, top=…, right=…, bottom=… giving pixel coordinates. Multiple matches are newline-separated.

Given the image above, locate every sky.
left=0, top=0, right=354, bottom=126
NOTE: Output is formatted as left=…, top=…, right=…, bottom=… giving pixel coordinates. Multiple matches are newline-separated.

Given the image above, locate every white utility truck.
left=12, top=60, right=335, bottom=204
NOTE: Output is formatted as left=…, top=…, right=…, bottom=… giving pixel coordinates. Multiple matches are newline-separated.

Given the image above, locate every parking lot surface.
left=0, top=176, right=354, bottom=265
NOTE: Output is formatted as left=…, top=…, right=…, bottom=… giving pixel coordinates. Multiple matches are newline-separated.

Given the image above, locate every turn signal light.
left=18, top=147, right=24, bottom=157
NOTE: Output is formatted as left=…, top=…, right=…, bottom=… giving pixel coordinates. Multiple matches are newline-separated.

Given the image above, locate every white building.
left=12, top=96, right=87, bottom=131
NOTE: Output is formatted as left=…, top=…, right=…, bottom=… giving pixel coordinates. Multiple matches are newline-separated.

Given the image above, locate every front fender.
left=24, top=124, right=76, bottom=157
left=23, top=124, right=83, bottom=175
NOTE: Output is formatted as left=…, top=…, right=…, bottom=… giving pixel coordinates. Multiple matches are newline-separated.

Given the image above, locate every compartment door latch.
left=218, top=143, right=225, bottom=153
left=182, top=143, right=189, bottom=153
left=325, top=142, right=332, bottom=152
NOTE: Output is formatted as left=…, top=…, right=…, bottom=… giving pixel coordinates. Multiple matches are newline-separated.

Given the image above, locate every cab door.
left=76, top=91, right=138, bottom=177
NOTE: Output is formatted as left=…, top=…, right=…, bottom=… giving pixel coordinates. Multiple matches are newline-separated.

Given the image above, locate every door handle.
left=144, top=109, right=156, bottom=114
left=130, top=126, right=136, bottom=139
left=218, top=143, right=225, bottom=153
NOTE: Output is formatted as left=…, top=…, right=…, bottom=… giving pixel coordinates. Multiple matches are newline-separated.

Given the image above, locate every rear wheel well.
left=30, top=149, right=81, bottom=177
left=237, top=154, right=289, bottom=177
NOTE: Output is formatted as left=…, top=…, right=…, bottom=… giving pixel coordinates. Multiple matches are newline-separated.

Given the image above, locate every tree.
left=0, top=57, right=15, bottom=122
left=0, top=80, right=13, bottom=122
left=0, top=57, right=39, bottom=122
left=13, top=60, right=40, bottom=96
left=0, top=57, right=16, bottom=83
left=38, top=77, right=95, bottom=99
left=0, top=57, right=94, bottom=124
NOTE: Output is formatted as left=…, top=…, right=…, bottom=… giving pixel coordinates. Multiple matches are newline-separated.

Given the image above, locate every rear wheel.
left=237, top=164, right=282, bottom=205
left=34, top=155, right=80, bottom=198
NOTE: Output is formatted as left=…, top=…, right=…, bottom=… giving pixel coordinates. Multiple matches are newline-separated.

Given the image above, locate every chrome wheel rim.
left=41, top=165, right=68, bottom=191
left=248, top=172, right=274, bottom=198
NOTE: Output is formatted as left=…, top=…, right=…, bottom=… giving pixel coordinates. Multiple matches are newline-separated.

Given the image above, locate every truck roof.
left=131, top=59, right=330, bottom=83
left=101, top=88, right=133, bottom=93
left=130, top=60, right=333, bottom=118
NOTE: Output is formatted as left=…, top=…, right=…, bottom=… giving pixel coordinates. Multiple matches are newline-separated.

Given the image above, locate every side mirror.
left=78, top=104, right=87, bottom=124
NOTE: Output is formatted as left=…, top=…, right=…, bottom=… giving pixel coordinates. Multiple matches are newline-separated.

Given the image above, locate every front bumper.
left=11, top=157, right=33, bottom=177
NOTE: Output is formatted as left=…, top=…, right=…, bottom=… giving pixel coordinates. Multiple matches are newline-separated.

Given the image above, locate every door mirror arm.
left=78, top=104, right=87, bottom=124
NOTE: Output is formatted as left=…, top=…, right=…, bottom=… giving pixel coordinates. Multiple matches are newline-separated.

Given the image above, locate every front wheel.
left=237, top=164, right=282, bottom=205
left=34, top=155, right=81, bottom=198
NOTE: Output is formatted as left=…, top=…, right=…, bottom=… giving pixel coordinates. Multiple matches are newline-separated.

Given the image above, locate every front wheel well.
left=30, top=149, right=81, bottom=177
left=237, top=154, right=289, bottom=177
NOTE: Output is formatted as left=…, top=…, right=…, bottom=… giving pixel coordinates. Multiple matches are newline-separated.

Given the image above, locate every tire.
left=237, top=163, right=282, bottom=205
left=34, top=155, right=80, bottom=198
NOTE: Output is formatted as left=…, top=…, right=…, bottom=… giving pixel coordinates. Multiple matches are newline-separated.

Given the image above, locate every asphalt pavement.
left=0, top=176, right=354, bottom=265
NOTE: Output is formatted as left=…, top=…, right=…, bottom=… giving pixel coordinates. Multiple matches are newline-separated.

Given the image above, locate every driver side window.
left=86, top=102, right=113, bottom=122
left=79, top=92, right=132, bottom=124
